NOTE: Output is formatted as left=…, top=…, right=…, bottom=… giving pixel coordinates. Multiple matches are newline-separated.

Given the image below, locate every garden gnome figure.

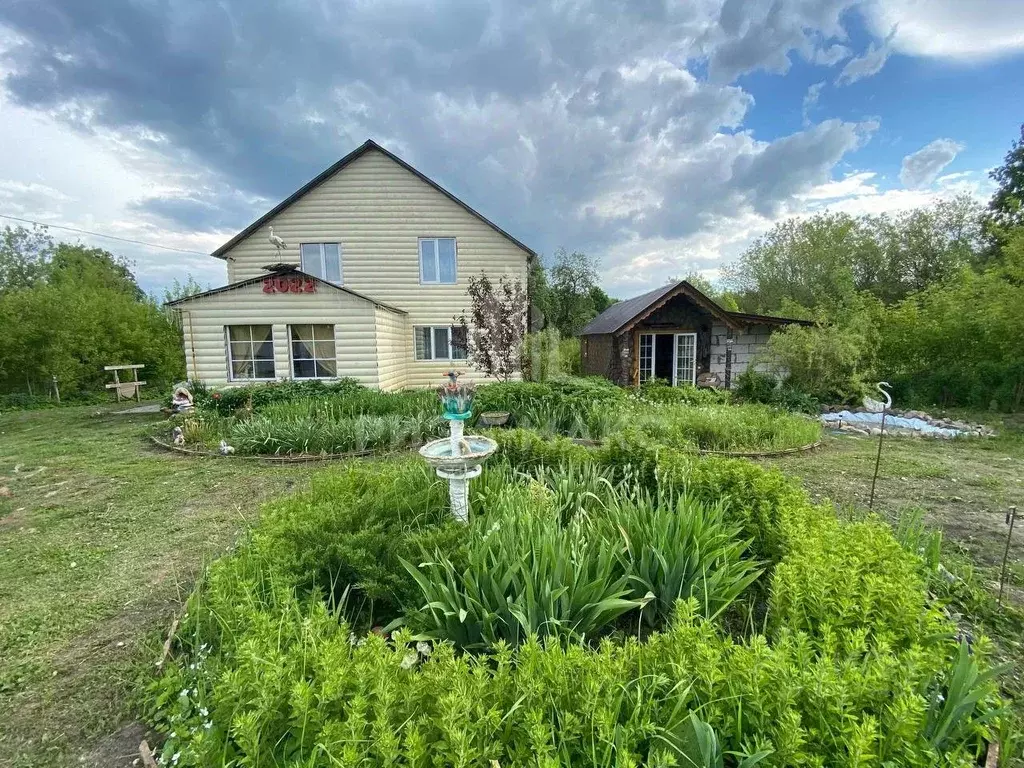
left=172, top=426, right=185, bottom=446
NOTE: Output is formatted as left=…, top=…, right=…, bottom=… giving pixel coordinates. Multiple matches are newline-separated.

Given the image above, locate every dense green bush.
left=629, top=403, right=821, bottom=453
left=147, top=431, right=1011, bottom=766
left=733, top=371, right=822, bottom=414
left=633, top=379, right=731, bottom=406
left=230, top=412, right=445, bottom=455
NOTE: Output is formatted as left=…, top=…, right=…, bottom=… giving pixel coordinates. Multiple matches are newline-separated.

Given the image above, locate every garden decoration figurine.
left=419, top=370, right=497, bottom=523
left=868, top=381, right=892, bottom=510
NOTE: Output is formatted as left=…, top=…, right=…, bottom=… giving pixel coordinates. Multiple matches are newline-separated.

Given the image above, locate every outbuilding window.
left=300, top=243, right=342, bottom=284
left=414, top=325, right=467, bottom=360
left=227, top=325, right=276, bottom=380
left=289, top=324, right=337, bottom=379
left=419, top=238, right=457, bottom=284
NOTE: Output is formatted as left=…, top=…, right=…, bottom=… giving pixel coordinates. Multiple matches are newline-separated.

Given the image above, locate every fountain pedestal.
left=418, top=371, right=497, bottom=523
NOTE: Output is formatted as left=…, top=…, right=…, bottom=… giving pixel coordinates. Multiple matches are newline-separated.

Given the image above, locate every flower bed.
left=166, top=377, right=820, bottom=457
left=146, top=431, right=1009, bottom=766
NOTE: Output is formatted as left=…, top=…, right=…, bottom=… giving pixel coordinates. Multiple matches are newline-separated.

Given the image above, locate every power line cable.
left=0, top=213, right=211, bottom=256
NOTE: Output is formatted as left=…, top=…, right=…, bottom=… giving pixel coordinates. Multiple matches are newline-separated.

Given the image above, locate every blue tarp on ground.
left=821, top=410, right=964, bottom=437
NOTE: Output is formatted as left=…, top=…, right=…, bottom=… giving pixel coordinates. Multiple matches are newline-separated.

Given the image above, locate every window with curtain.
left=299, top=243, right=342, bottom=283
left=419, top=238, right=457, bottom=284
left=289, top=324, right=337, bottom=379
left=414, top=325, right=467, bottom=360
left=227, top=325, right=275, bottom=380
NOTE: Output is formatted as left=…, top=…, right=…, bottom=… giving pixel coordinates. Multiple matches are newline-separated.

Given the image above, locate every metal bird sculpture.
left=268, top=226, right=288, bottom=251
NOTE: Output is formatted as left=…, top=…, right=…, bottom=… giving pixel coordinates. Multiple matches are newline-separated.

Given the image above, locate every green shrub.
left=629, top=403, right=821, bottom=453
left=733, top=371, right=820, bottom=414
left=404, top=484, right=641, bottom=648
left=146, top=435, right=1013, bottom=766
left=229, top=412, right=445, bottom=455
left=597, top=491, right=763, bottom=626
left=634, top=379, right=731, bottom=406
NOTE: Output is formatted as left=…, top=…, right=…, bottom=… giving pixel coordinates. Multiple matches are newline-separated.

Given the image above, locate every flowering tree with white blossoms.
left=456, top=274, right=527, bottom=382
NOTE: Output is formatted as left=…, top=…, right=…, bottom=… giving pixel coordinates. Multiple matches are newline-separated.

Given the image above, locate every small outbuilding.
left=578, top=280, right=811, bottom=388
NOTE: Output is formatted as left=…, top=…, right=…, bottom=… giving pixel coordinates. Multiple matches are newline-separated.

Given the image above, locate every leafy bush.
left=733, top=371, right=820, bottom=414
left=146, top=433, right=1012, bottom=766
left=633, top=379, right=731, bottom=406
left=596, top=491, right=763, bottom=626
left=761, top=321, right=873, bottom=404
left=522, top=329, right=581, bottom=381
left=404, top=484, right=641, bottom=648
left=229, top=412, right=445, bottom=455
left=629, top=403, right=821, bottom=453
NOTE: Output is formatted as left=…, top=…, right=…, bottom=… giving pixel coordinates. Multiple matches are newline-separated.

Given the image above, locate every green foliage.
left=546, top=248, right=615, bottom=336
left=634, top=379, right=731, bottom=406
left=0, top=228, right=184, bottom=394
left=724, top=200, right=984, bottom=313
left=988, top=123, right=1024, bottom=233
left=146, top=439, right=1011, bottom=767
left=523, top=328, right=581, bottom=381
left=230, top=411, right=445, bottom=455
left=733, top=371, right=819, bottom=414
left=405, top=483, right=641, bottom=648
left=877, top=230, right=1024, bottom=410
left=598, top=491, right=763, bottom=626
left=628, top=403, right=821, bottom=453
left=761, top=316, right=877, bottom=403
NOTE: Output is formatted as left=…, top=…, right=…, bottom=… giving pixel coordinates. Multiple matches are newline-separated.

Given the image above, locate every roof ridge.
left=210, top=140, right=536, bottom=260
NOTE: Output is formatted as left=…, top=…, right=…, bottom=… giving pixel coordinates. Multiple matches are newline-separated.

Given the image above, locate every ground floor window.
left=414, top=325, right=467, bottom=360
left=289, top=324, right=337, bottom=379
left=227, top=325, right=275, bottom=380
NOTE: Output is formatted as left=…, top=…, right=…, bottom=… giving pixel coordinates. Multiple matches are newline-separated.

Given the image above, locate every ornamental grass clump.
left=403, top=484, right=642, bottom=648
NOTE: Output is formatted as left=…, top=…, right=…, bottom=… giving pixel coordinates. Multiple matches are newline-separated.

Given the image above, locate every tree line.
left=721, top=124, right=1024, bottom=410
left=0, top=227, right=185, bottom=402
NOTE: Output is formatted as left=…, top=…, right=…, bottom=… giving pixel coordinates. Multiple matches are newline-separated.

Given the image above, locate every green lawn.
left=0, top=405, right=1022, bottom=767
left=0, top=405, right=321, bottom=767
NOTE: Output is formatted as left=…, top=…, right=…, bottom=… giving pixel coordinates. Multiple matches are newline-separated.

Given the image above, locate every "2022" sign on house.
left=262, top=276, right=317, bottom=294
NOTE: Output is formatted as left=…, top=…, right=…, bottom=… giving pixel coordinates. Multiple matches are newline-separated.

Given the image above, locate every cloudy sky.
left=0, top=0, right=1022, bottom=298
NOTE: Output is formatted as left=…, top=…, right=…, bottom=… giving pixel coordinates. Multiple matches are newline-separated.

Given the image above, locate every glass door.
left=673, top=333, right=696, bottom=386
left=638, top=334, right=654, bottom=383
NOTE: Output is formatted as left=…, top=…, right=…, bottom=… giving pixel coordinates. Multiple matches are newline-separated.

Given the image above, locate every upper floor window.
left=419, top=238, right=457, bottom=284
left=227, top=325, right=275, bottom=381
left=300, top=243, right=342, bottom=284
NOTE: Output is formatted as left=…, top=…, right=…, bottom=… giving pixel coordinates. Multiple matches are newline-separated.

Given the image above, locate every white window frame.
left=226, top=325, right=276, bottom=381
left=414, top=325, right=467, bottom=361
left=299, top=242, right=343, bottom=284
left=288, top=324, right=338, bottom=380
left=639, top=334, right=654, bottom=384
left=418, top=237, right=458, bottom=284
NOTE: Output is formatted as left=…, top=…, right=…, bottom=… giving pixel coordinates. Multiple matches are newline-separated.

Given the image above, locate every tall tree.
left=0, top=224, right=53, bottom=293
left=988, top=123, right=1024, bottom=233
left=548, top=248, right=601, bottom=336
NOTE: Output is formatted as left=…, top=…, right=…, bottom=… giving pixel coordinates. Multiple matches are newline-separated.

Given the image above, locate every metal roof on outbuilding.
left=579, top=280, right=813, bottom=336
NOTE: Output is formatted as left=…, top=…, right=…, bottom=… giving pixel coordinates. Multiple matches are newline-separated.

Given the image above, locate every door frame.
left=638, top=330, right=697, bottom=386
left=672, top=332, right=697, bottom=387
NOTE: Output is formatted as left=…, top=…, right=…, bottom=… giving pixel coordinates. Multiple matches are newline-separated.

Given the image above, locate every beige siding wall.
left=218, top=148, right=530, bottom=387
left=176, top=281, right=379, bottom=387
left=373, top=306, right=409, bottom=391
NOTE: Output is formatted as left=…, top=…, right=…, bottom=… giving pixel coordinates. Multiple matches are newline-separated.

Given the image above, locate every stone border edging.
left=149, top=435, right=383, bottom=463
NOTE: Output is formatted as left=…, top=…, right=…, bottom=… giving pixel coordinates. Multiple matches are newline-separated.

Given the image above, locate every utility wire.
left=0, top=213, right=211, bottom=256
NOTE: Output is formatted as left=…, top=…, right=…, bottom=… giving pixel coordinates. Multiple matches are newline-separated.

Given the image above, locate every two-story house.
left=167, top=140, right=534, bottom=389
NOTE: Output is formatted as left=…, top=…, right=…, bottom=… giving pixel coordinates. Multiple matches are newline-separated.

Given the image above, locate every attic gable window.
left=300, top=243, right=342, bottom=284
left=419, top=238, right=457, bottom=284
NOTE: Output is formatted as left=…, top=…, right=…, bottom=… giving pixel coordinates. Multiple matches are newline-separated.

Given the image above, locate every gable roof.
left=164, top=267, right=406, bottom=315
left=579, top=280, right=812, bottom=336
left=211, top=139, right=537, bottom=260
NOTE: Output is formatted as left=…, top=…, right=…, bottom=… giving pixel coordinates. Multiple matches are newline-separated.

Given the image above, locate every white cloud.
left=864, top=0, right=1024, bottom=59
left=899, top=138, right=964, bottom=188
left=801, top=81, right=825, bottom=125
left=836, top=41, right=891, bottom=85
